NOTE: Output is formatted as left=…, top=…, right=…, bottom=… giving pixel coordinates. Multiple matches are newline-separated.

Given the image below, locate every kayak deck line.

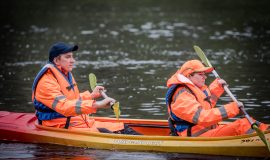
left=0, top=111, right=269, bottom=157
left=36, top=120, right=270, bottom=141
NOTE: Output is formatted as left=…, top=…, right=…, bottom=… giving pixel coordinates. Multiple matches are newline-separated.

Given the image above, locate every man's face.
left=54, top=52, right=75, bottom=73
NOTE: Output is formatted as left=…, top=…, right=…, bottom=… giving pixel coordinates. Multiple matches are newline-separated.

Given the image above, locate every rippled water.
left=0, top=141, right=263, bottom=160
left=0, top=0, right=270, bottom=159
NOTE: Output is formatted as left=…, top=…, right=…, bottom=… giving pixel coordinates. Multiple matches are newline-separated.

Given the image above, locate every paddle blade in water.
left=193, top=45, right=213, bottom=68
left=89, top=73, right=97, bottom=91
left=112, top=102, right=121, bottom=120
left=252, top=124, right=270, bottom=152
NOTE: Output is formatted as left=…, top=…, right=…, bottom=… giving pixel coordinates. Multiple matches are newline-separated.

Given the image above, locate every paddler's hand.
left=91, top=86, right=104, bottom=99
left=217, top=78, right=228, bottom=87
left=93, top=97, right=116, bottom=109
left=236, top=101, right=244, bottom=108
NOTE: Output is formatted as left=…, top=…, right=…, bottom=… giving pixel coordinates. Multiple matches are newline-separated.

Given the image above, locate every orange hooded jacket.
left=166, top=72, right=240, bottom=136
left=32, top=63, right=123, bottom=132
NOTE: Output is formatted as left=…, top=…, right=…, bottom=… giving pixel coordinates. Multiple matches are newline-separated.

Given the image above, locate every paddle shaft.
left=100, top=90, right=108, bottom=98
left=212, top=70, right=254, bottom=125
left=99, top=90, right=114, bottom=106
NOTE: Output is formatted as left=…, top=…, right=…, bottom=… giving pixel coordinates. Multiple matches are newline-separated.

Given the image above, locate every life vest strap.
left=38, top=117, right=71, bottom=129
left=64, top=117, right=71, bottom=129
left=168, top=118, right=194, bottom=137
left=38, top=119, right=42, bottom=125
left=168, top=118, right=178, bottom=136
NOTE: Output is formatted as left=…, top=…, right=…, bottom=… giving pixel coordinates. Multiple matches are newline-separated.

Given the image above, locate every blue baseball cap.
left=49, top=42, right=78, bottom=62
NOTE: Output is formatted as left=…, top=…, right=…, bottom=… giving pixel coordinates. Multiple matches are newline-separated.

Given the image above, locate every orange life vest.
left=32, top=63, right=96, bottom=128
left=166, top=73, right=239, bottom=136
left=32, top=63, right=124, bottom=132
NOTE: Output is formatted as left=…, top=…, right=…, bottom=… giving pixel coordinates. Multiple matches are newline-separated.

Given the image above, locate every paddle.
left=89, top=73, right=121, bottom=119
left=194, top=45, right=270, bottom=151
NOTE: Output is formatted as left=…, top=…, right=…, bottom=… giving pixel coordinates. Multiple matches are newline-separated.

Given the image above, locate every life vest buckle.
left=66, top=83, right=77, bottom=91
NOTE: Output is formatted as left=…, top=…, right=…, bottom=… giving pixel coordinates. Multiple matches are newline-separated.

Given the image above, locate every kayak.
left=0, top=111, right=269, bottom=157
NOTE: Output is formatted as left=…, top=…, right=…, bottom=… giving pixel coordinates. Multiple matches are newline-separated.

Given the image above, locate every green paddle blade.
left=89, top=73, right=97, bottom=91
left=112, top=102, right=121, bottom=120
left=252, top=124, right=270, bottom=152
left=193, top=45, right=213, bottom=67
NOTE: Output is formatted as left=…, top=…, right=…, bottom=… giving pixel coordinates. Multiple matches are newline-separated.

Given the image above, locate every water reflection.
left=0, top=142, right=261, bottom=160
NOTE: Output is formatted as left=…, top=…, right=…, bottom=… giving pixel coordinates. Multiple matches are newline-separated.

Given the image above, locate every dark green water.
left=0, top=0, right=269, bottom=159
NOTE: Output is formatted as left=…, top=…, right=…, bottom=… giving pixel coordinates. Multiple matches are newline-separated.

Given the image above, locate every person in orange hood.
left=166, top=59, right=268, bottom=137
left=32, top=42, right=139, bottom=134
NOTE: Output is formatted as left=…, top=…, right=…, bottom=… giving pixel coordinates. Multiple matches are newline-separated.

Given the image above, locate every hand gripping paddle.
left=89, top=73, right=121, bottom=119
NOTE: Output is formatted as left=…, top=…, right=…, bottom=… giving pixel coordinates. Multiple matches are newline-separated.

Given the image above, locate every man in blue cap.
left=31, top=42, right=137, bottom=134
left=48, top=42, right=78, bottom=62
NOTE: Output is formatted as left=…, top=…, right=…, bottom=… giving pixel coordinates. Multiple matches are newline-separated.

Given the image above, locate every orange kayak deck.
left=0, top=111, right=269, bottom=157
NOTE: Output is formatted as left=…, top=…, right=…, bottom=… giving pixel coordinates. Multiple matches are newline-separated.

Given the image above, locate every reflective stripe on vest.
left=218, top=106, right=229, bottom=119
left=52, top=95, right=66, bottom=110
left=210, top=94, right=218, bottom=102
left=75, top=97, right=83, bottom=114
left=34, top=98, right=65, bottom=120
left=192, top=108, right=202, bottom=124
